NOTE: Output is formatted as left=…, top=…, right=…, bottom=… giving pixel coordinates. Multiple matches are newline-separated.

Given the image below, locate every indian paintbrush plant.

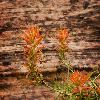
left=57, top=28, right=72, bottom=82
left=57, top=28, right=69, bottom=60
left=52, top=28, right=100, bottom=100
left=21, top=26, right=45, bottom=84
left=20, top=26, right=100, bottom=99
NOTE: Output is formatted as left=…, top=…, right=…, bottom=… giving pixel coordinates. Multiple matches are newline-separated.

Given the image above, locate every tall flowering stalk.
left=21, top=26, right=45, bottom=84
left=57, top=29, right=69, bottom=60
left=57, top=28, right=72, bottom=82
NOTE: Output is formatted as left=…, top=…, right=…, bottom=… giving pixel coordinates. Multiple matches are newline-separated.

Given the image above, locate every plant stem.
left=93, top=73, right=100, bottom=81
left=67, top=64, right=69, bottom=82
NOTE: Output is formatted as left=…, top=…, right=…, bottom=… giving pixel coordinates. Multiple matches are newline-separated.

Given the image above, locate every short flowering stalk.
left=70, top=71, right=91, bottom=98
left=69, top=71, right=100, bottom=99
left=21, top=26, right=45, bottom=84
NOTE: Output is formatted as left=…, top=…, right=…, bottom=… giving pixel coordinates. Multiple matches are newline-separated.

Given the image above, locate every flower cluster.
left=21, top=26, right=42, bottom=44
left=21, top=26, right=45, bottom=83
left=70, top=71, right=90, bottom=86
left=70, top=71, right=92, bottom=95
left=57, top=29, right=69, bottom=60
left=21, top=26, right=44, bottom=64
left=57, top=28, right=69, bottom=43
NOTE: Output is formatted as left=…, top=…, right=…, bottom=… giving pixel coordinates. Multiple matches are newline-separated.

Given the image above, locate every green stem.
left=67, top=64, right=69, bottom=82
left=62, top=60, right=73, bottom=73
left=93, top=73, right=100, bottom=82
left=90, top=80, right=98, bottom=98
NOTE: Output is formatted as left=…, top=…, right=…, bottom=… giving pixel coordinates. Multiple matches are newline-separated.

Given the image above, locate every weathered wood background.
left=0, top=0, right=100, bottom=72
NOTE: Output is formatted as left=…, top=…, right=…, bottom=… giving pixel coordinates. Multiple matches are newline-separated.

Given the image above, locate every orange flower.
left=21, top=26, right=45, bottom=64
left=21, top=26, right=42, bottom=44
left=29, top=26, right=40, bottom=38
left=57, top=29, right=69, bottom=42
left=21, top=33, right=31, bottom=44
left=34, top=36, right=43, bottom=46
left=70, top=71, right=90, bottom=86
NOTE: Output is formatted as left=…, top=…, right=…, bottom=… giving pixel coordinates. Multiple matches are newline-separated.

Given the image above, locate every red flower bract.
left=21, top=26, right=42, bottom=44
left=21, top=26, right=45, bottom=64
left=57, top=29, right=69, bottom=42
left=70, top=71, right=90, bottom=86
